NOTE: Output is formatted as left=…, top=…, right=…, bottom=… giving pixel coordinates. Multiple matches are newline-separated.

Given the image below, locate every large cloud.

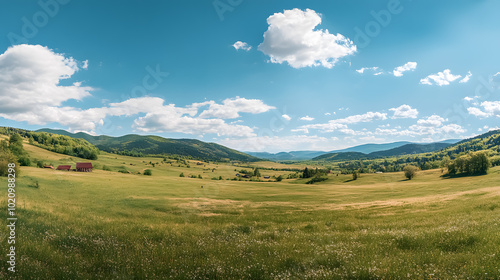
left=258, top=8, right=356, bottom=69
left=0, top=44, right=92, bottom=113
left=0, top=45, right=274, bottom=137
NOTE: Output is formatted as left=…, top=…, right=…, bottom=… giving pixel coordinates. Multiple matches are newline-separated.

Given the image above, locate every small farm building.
left=76, top=162, right=93, bottom=172
left=56, top=165, right=71, bottom=171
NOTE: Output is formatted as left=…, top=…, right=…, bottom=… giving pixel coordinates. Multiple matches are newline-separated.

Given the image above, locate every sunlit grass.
left=0, top=143, right=499, bottom=279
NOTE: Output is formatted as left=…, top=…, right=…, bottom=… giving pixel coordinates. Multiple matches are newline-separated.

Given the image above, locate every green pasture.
left=0, top=143, right=499, bottom=279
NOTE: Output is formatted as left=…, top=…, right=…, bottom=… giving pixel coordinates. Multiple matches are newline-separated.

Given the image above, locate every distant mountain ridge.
left=315, top=142, right=454, bottom=162
left=369, top=143, right=453, bottom=158
left=36, top=129, right=259, bottom=162
left=314, top=130, right=500, bottom=162
left=247, top=139, right=460, bottom=161
left=246, top=151, right=328, bottom=161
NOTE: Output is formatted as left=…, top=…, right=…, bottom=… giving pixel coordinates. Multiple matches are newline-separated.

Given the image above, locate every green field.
left=1, top=142, right=500, bottom=279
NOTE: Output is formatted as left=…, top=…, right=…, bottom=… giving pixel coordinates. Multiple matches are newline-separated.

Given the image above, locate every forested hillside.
left=0, top=127, right=99, bottom=160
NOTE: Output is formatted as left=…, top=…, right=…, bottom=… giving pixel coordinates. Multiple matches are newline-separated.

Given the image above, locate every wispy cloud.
left=356, top=67, right=382, bottom=75
left=300, top=115, right=315, bottom=121
left=459, top=71, right=472, bottom=83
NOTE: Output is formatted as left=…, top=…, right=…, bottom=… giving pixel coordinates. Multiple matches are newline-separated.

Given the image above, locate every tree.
left=253, top=168, right=261, bottom=177
left=9, top=133, right=23, bottom=148
left=303, top=167, right=312, bottom=178
left=447, top=151, right=490, bottom=176
left=8, top=133, right=27, bottom=158
left=352, top=170, right=359, bottom=180
left=179, top=172, right=185, bottom=177
left=468, top=151, right=490, bottom=175
left=276, top=175, right=283, bottom=182
left=143, top=169, right=152, bottom=176
left=440, top=155, right=451, bottom=173
left=403, top=165, right=419, bottom=180
left=0, top=149, right=20, bottom=177
left=18, top=156, right=31, bottom=166
left=36, top=160, right=45, bottom=168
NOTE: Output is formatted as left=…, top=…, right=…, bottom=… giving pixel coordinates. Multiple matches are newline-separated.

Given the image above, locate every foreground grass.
left=0, top=145, right=499, bottom=279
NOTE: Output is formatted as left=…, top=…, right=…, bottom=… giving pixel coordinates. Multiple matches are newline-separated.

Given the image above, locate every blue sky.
left=0, top=0, right=499, bottom=152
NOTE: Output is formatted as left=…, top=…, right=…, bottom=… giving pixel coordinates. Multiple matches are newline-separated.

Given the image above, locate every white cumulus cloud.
left=0, top=44, right=98, bottom=131
left=468, top=101, right=500, bottom=118
left=198, top=97, right=275, bottom=119
left=393, top=62, right=417, bottom=77
left=389, top=104, right=418, bottom=119
left=299, top=111, right=387, bottom=133
left=407, top=115, right=465, bottom=136
left=232, top=41, right=252, bottom=51
left=415, top=115, right=447, bottom=127
left=0, top=44, right=91, bottom=113
left=420, top=69, right=462, bottom=86
left=282, top=114, right=291, bottom=121
left=258, top=8, right=356, bottom=69
left=332, top=111, right=388, bottom=124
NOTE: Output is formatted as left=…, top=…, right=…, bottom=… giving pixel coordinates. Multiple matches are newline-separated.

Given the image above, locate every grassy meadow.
left=1, top=142, right=500, bottom=279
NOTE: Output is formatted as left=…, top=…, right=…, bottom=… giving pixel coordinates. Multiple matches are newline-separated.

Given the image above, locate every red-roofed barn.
left=56, top=165, right=71, bottom=171
left=76, top=163, right=93, bottom=172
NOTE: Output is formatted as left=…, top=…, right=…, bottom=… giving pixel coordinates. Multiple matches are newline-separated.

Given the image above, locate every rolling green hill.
left=36, top=128, right=259, bottom=162
left=0, top=127, right=99, bottom=160
left=439, top=129, right=500, bottom=157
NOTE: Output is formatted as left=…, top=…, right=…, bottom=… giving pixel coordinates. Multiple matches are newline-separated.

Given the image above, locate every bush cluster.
left=447, top=151, right=490, bottom=176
